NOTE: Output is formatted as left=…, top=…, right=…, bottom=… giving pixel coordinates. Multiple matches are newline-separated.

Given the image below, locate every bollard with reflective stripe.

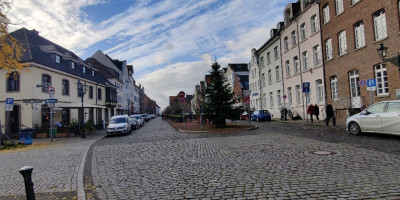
left=19, top=166, right=35, bottom=200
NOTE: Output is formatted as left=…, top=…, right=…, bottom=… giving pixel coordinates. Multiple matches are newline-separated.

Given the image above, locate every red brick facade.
left=320, top=0, right=400, bottom=121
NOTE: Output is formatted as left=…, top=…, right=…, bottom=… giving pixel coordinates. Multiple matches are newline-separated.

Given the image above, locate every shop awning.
left=55, top=102, right=106, bottom=109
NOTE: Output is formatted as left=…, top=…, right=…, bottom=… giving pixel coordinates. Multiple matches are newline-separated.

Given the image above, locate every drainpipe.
left=295, top=17, right=306, bottom=119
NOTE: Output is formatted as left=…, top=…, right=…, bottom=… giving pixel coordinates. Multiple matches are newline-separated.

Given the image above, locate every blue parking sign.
left=302, top=82, right=310, bottom=93
left=6, top=98, right=14, bottom=105
left=367, top=79, right=376, bottom=87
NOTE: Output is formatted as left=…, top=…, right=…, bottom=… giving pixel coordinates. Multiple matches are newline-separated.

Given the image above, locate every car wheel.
left=349, top=122, right=361, bottom=135
left=256, top=117, right=259, bottom=122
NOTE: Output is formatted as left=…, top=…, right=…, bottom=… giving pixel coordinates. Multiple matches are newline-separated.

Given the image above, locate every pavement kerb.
left=77, top=132, right=107, bottom=200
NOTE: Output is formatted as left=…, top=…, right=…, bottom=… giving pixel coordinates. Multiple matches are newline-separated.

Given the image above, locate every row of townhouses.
left=0, top=28, right=158, bottom=136
left=247, top=0, right=400, bottom=120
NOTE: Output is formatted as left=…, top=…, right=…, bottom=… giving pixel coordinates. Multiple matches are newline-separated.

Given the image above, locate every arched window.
left=7, top=72, right=19, bottom=91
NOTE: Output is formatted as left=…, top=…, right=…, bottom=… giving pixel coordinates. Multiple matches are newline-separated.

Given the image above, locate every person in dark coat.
left=307, top=104, right=315, bottom=122
left=314, top=104, right=320, bottom=122
left=325, top=101, right=336, bottom=127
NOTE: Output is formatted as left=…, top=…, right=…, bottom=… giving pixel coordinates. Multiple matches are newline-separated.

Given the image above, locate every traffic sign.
left=179, top=98, right=185, bottom=104
left=283, top=95, right=287, bottom=99
left=367, top=79, right=377, bottom=91
left=5, top=98, right=14, bottom=111
left=48, top=86, right=55, bottom=94
left=178, top=91, right=185, bottom=98
left=302, top=82, right=310, bottom=93
left=45, top=99, right=58, bottom=104
left=358, top=79, right=367, bottom=87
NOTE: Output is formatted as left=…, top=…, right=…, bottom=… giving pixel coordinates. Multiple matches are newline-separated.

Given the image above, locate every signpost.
left=302, top=82, right=310, bottom=123
left=367, top=79, right=377, bottom=105
left=178, top=91, right=186, bottom=129
left=5, top=98, right=14, bottom=111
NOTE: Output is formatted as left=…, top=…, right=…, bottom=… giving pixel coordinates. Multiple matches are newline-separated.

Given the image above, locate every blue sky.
left=10, top=0, right=295, bottom=108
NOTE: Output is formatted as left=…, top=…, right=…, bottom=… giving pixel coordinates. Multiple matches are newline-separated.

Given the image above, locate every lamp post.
left=77, top=80, right=87, bottom=138
left=376, top=42, right=400, bottom=75
left=127, top=99, right=131, bottom=115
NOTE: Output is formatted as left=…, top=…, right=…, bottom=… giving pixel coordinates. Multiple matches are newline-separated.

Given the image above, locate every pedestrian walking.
left=307, top=104, right=315, bottom=122
left=280, top=107, right=288, bottom=121
left=325, top=101, right=336, bottom=127
left=314, top=104, right=320, bottom=122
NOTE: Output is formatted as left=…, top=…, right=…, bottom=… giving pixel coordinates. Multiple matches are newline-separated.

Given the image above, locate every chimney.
left=32, top=29, right=39, bottom=35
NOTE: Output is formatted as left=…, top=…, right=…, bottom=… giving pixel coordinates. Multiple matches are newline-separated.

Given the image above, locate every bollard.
left=19, top=166, right=35, bottom=200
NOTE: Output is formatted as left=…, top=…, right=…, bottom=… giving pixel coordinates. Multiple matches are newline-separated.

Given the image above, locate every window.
left=288, top=87, right=293, bottom=107
left=367, top=102, right=385, bottom=114
left=316, top=79, right=324, bottom=103
left=62, top=108, right=70, bottom=125
left=284, top=37, right=289, bottom=51
left=354, top=21, right=365, bottom=49
left=306, top=84, right=312, bottom=103
left=302, top=51, right=309, bottom=70
left=82, top=67, right=86, bottom=73
left=293, top=56, right=299, bottom=74
left=330, top=76, right=338, bottom=100
left=352, top=0, right=361, bottom=5
left=375, top=64, right=388, bottom=95
left=374, top=10, right=387, bottom=40
left=310, top=14, right=319, bottom=34
left=70, top=61, right=75, bottom=69
left=338, top=30, right=347, bottom=55
left=335, top=0, right=344, bottom=15
left=267, top=52, right=271, bottom=64
left=98, top=88, right=102, bottom=100
left=269, top=92, right=274, bottom=107
left=323, top=4, right=330, bottom=24
left=7, top=72, right=19, bottom=91
left=55, top=55, right=60, bottom=63
left=291, top=30, right=297, bottom=46
left=277, top=90, right=281, bottom=106
left=262, top=73, right=266, bottom=87
left=300, top=23, right=307, bottom=41
left=325, top=38, right=333, bottom=60
left=62, top=79, right=69, bottom=95
left=42, top=74, right=51, bottom=92
left=268, top=70, right=272, bottom=84
left=387, top=102, right=400, bottom=112
left=274, top=46, right=279, bottom=59
left=260, top=56, right=264, bottom=68
left=89, top=86, right=93, bottom=99
left=92, top=70, right=95, bottom=77
left=349, top=70, right=360, bottom=97
left=275, top=66, right=280, bottom=81
left=313, top=45, right=322, bottom=66
left=285, top=60, right=291, bottom=77
left=295, top=85, right=302, bottom=104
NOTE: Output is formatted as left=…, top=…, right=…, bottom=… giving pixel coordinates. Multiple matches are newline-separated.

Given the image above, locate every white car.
left=129, top=116, right=139, bottom=130
left=346, top=100, right=400, bottom=135
left=131, top=114, right=144, bottom=127
left=141, top=114, right=150, bottom=122
left=107, top=115, right=131, bottom=136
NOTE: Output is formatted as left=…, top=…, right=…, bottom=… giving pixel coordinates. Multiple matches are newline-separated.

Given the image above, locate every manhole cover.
left=310, top=150, right=336, bottom=155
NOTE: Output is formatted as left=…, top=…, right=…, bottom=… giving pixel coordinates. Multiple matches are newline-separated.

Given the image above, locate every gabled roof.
left=85, top=57, right=122, bottom=84
left=238, top=75, right=249, bottom=90
left=227, top=63, right=248, bottom=72
left=10, top=28, right=112, bottom=86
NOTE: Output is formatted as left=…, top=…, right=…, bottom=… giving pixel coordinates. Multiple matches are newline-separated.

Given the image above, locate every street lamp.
left=376, top=42, right=400, bottom=74
left=77, top=80, right=87, bottom=138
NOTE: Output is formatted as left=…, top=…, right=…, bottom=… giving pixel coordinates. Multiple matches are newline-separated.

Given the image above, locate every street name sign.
left=45, top=99, right=58, bottom=104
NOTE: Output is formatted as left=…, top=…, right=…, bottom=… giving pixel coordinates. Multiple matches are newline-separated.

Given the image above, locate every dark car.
left=251, top=110, right=272, bottom=122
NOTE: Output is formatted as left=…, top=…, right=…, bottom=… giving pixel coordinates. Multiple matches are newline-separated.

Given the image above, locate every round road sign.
left=178, top=91, right=185, bottom=98
left=48, top=86, right=55, bottom=94
left=283, top=95, right=287, bottom=99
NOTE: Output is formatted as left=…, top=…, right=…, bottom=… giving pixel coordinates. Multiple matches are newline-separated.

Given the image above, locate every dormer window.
left=70, top=61, right=75, bottom=69
left=92, top=70, right=95, bottom=76
left=55, top=55, right=60, bottom=63
left=83, top=66, right=86, bottom=73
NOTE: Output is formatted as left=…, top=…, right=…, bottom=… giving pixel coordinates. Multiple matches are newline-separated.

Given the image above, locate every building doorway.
left=10, top=104, right=20, bottom=135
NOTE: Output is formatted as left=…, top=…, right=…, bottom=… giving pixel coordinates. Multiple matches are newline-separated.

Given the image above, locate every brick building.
left=320, top=0, right=400, bottom=120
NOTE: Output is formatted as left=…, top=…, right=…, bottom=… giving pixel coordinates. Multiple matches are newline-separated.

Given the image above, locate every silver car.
left=346, top=100, right=400, bottom=135
left=131, top=114, right=144, bottom=127
left=107, top=115, right=131, bottom=136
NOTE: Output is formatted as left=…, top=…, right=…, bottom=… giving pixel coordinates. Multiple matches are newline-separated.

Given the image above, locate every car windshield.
left=110, top=117, right=126, bottom=124
left=141, top=115, right=147, bottom=117
left=134, top=116, right=140, bottom=119
left=261, top=110, right=270, bottom=114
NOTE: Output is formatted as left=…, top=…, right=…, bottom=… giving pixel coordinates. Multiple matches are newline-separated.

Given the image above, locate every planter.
left=56, top=132, right=69, bottom=137
left=35, top=132, right=48, bottom=138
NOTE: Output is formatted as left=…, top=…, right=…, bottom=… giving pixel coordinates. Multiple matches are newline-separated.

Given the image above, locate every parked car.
left=240, top=111, right=249, bottom=120
left=251, top=110, right=271, bottom=122
left=131, top=114, right=144, bottom=127
left=141, top=114, right=150, bottom=122
left=129, top=116, right=139, bottom=130
left=346, top=100, right=400, bottom=135
left=107, top=115, right=131, bottom=136
left=149, top=114, right=156, bottom=119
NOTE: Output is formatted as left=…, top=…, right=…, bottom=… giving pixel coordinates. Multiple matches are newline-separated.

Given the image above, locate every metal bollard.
left=19, top=166, right=35, bottom=200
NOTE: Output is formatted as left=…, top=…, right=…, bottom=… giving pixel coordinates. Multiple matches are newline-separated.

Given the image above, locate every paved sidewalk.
left=0, top=129, right=106, bottom=200
left=273, top=118, right=346, bottom=129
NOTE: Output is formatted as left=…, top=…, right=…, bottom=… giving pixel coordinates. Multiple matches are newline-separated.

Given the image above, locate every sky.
left=9, top=0, right=295, bottom=109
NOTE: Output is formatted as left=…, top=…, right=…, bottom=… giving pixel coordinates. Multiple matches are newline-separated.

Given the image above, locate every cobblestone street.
left=89, top=118, right=400, bottom=199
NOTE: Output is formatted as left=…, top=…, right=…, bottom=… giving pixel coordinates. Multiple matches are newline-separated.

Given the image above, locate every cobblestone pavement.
left=0, top=132, right=105, bottom=199
left=90, top=117, right=400, bottom=199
